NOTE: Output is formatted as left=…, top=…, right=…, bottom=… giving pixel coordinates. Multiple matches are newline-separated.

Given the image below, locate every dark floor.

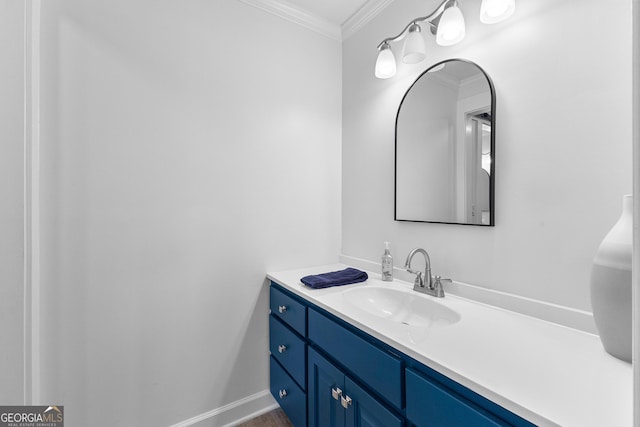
left=237, top=408, right=294, bottom=427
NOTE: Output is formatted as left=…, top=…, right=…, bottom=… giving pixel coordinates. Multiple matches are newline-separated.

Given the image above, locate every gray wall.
left=37, top=0, right=341, bottom=425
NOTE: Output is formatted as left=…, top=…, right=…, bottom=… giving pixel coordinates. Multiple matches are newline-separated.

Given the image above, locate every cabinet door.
left=345, top=378, right=403, bottom=427
left=406, top=368, right=506, bottom=427
left=308, top=348, right=346, bottom=427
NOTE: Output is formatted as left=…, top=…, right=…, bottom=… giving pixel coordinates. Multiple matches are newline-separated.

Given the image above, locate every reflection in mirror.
left=395, top=59, right=495, bottom=225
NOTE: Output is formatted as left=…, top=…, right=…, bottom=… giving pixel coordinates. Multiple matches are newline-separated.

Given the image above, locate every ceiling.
left=283, top=0, right=371, bottom=26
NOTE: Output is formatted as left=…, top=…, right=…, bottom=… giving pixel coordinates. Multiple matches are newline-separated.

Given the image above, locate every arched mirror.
left=395, top=59, right=495, bottom=226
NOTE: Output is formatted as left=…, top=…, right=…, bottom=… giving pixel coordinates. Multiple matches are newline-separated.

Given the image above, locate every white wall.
left=0, top=0, right=25, bottom=404
left=37, top=0, right=341, bottom=425
left=342, top=0, right=632, bottom=312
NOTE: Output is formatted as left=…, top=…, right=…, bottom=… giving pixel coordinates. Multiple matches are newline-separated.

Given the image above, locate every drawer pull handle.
left=279, top=389, right=287, bottom=399
left=331, top=387, right=342, bottom=400
left=341, top=395, right=353, bottom=409
left=278, top=344, right=287, bottom=353
left=278, top=305, right=287, bottom=314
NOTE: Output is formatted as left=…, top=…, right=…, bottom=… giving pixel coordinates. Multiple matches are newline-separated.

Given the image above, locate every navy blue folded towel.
left=300, top=268, right=368, bottom=289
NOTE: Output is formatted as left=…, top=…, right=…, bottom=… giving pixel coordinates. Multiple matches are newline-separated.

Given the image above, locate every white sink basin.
left=341, top=286, right=460, bottom=328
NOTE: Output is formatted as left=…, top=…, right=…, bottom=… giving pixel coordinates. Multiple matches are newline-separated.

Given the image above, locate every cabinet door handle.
left=278, top=389, right=287, bottom=399
left=341, top=395, right=353, bottom=409
left=278, top=305, right=287, bottom=313
left=278, top=344, right=287, bottom=353
left=331, top=387, right=342, bottom=400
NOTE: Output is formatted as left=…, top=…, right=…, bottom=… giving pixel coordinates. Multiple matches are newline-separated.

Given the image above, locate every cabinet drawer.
left=308, top=309, right=402, bottom=410
left=270, top=285, right=306, bottom=336
left=270, top=315, right=306, bottom=389
left=270, top=356, right=306, bottom=427
left=406, top=368, right=505, bottom=427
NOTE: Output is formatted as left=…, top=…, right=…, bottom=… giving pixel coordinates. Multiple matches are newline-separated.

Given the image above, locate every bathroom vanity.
left=267, top=265, right=632, bottom=427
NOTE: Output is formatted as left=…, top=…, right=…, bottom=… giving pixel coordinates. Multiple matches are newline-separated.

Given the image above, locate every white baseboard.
left=169, top=390, right=278, bottom=427
left=339, top=254, right=597, bottom=335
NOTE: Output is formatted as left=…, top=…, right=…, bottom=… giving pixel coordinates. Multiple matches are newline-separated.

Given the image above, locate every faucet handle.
left=409, top=270, right=424, bottom=288
left=434, top=275, right=452, bottom=285
left=432, top=276, right=450, bottom=298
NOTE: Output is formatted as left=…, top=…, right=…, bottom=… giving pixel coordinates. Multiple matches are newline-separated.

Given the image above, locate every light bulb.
left=375, top=44, right=396, bottom=79
left=428, top=63, right=446, bottom=73
left=402, top=23, right=427, bottom=64
left=436, top=4, right=466, bottom=46
left=480, top=0, right=515, bottom=24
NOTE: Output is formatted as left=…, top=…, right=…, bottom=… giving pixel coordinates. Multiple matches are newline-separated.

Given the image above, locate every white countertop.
left=267, top=264, right=633, bottom=427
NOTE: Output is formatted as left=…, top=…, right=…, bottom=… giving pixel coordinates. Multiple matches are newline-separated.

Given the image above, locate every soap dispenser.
left=381, top=242, right=393, bottom=281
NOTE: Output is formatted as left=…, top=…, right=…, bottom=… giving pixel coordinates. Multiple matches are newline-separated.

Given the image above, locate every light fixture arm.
left=376, top=0, right=455, bottom=50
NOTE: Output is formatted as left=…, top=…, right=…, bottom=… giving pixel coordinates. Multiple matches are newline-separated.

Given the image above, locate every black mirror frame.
left=394, top=58, right=496, bottom=226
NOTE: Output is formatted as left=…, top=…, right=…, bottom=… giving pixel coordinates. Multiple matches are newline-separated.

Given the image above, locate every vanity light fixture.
left=375, top=42, right=397, bottom=78
left=402, top=23, right=427, bottom=64
left=436, top=2, right=465, bottom=46
left=375, top=0, right=515, bottom=79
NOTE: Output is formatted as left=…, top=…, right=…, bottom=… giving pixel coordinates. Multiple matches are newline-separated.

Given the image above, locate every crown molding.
left=342, top=0, right=395, bottom=40
left=237, top=0, right=393, bottom=42
left=237, top=0, right=341, bottom=41
left=431, top=72, right=461, bottom=91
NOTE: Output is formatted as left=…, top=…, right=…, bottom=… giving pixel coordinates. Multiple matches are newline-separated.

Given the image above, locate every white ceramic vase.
left=590, top=194, right=633, bottom=362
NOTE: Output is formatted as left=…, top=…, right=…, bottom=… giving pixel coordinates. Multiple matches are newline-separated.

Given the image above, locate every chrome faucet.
left=404, top=248, right=449, bottom=298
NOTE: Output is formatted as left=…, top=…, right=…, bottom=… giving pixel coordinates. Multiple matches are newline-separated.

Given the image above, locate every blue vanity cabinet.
left=269, top=282, right=536, bottom=427
left=307, top=308, right=402, bottom=410
left=308, top=347, right=403, bottom=427
left=269, top=286, right=308, bottom=426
